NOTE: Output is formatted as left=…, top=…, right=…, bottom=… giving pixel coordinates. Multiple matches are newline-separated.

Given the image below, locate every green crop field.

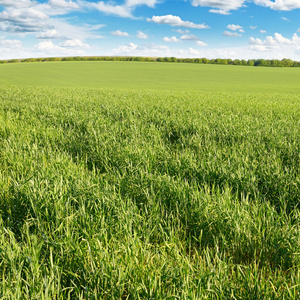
left=1, top=61, right=300, bottom=93
left=0, top=61, right=300, bottom=299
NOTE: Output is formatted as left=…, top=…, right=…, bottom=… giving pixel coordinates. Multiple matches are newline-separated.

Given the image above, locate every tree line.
left=1, top=56, right=299, bottom=67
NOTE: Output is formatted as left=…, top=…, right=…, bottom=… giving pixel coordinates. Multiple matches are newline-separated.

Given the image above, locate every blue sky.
left=0, top=0, right=300, bottom=60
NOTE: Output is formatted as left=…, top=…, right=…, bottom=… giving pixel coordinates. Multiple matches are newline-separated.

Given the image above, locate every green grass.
left=0, top=61, right=300, bottom=93
left=0, top=62, right=300, bottom=299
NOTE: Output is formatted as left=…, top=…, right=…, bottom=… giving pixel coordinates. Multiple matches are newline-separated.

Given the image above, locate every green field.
left=1, top=61, right=300, bottom=93
left=0, top=62, right=300, bottom=299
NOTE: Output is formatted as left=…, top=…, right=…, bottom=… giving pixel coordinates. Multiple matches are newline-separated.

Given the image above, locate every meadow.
left=0, top=61, right=300, bottom=299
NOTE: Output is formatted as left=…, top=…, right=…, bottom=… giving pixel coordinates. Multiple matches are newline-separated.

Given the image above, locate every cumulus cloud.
left=196, top=40, right=207, bottom=46
left=87, top=2, right=132, bottom=18
left=35, top=40, right=58, bottom=50
left=191, top=0, right=300, bottom=13
left=34, top=40, right=87, bottom=56
left=0, top=39, right=23, bottom=47
left=223, top=31, right=242, bottom=37
left=137, top=31, right=148, bottom=39
left=208, top=9, right=230, bottom=15
left=111, top=30, right=129, bottom=37
left=36, top=29, right=64, bottom=39
left=0, top=8, right=48, bottom=22
left=253, top=0, right=300, bottom=11
left=84, top=0, right=159, bottom=18
left=163, top=36, right=181, bottom=43
left=49, top=0, right=79, bottom=9
left=112, top=42, right=170, bottom=56
left=147, top=15, right=209, bottom=29
left=227, top=24, right=243, bottom=31
left=249, top=32, right=300, bottom=52
left=59, top=38, right=90, bottom=48
left=180, top=34, right=200, bottom=41
left=0, top=0, right=33, bottom=8
left=126, top=0, right=157, bottom=7
left=191, top=0, right=246, bottom=14
left=189, top=48, right=200, bottom=55
left=0, top=7, right=50, bottom=33
left=174, top=29, right=190, bottom=34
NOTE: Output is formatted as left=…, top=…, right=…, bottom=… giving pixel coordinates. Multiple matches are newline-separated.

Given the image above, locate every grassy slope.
left=1, top=61, right=300, bottom=93
left=0, top=62, right=300, bottom=299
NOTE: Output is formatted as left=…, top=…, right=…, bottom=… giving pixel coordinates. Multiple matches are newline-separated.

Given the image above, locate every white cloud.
left=46, top=18, right=104, bottom=41
left=192, top=0, right=246, bottom=14
left=281, top=17, right=289, bottom=21
left=163, top=36, right=181, bottom=43
left=227, top=24, right=243, bottom=31
left=180, top=34, right=199, bottom=41
left=112, top=42, right=138, bottom=53
left=298, top=28, right=300, bottom=32
left=0, top=0, right=33, bottom=8
left=260, top=29, right=266, bottom=33
left=111, top=30, right=129, bottom=37
left=0, top=8, right=48, bottom=21
left=112, top=42, right=171, bottom=57
left=126, top=0, right=157, bottom=7
left=250, top=25, right=257, bottom=30
left=84, top=0, right=159, bottom=18
left=60, top=38, right=90, bottom=48
left=0, top=7, right=50, bottom=33
left=189, top=48, right=200, bottom=55
left=174, top=29, right=190, bottom=34
left=196, top=40, right=207, bottom=46
left=49, top=0, right=79, bottom=9
left=87, top=2, right=132, bottom=18
left=223, top=31, right=242, bottom=37
left=192, top=0, right=300, bottom=12
left=34, top=40, right=87, bottom=56
left=209, top=9, right=230, bottom=15
left=253, top=0, right=300, bottom=11
left=147, top=15, right=209, bottom=29
left=249, top=33, right=300, bottom=53
left=35, top=40, right=57, bottom=50
left=137, top=31, right=148, bottom=39
left=36, top=29, right=64, bottom=39
left=0, top=39, right=23, bottom=47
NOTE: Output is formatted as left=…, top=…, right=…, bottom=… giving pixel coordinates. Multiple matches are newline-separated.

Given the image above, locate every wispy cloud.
left=82, top=0, right=159, bottom=18
left=147, top=15, right=209, bottom=29
left=163, top=36, right=181, bottom=43
left=192, top=0, right=246, bottom=14
left=111, top=30, right=129, bottom=37
left=137, top=31, right=148, bottom=39
left=223, top=31, right=242, bottom=37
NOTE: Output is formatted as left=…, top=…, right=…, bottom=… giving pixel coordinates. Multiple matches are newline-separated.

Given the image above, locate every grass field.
left=0, top=61, right=300, bottom=299
left=1, top=61, right=300, bottom=93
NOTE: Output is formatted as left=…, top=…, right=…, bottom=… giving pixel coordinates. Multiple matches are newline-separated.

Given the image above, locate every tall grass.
left=0, top=86, right=299, bottom=299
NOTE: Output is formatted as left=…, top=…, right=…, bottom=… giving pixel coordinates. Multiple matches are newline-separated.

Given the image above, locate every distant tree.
left=194, top=58, right=202, bottom=63
left=7, top=59, right=19, bottom=63
left=281, top=58, right=294, bottom=67
left=247, top=60, right=254, bottom=66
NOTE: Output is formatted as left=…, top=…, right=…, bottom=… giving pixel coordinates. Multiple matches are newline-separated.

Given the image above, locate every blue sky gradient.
left=0, top=0, right=300, bottom=60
